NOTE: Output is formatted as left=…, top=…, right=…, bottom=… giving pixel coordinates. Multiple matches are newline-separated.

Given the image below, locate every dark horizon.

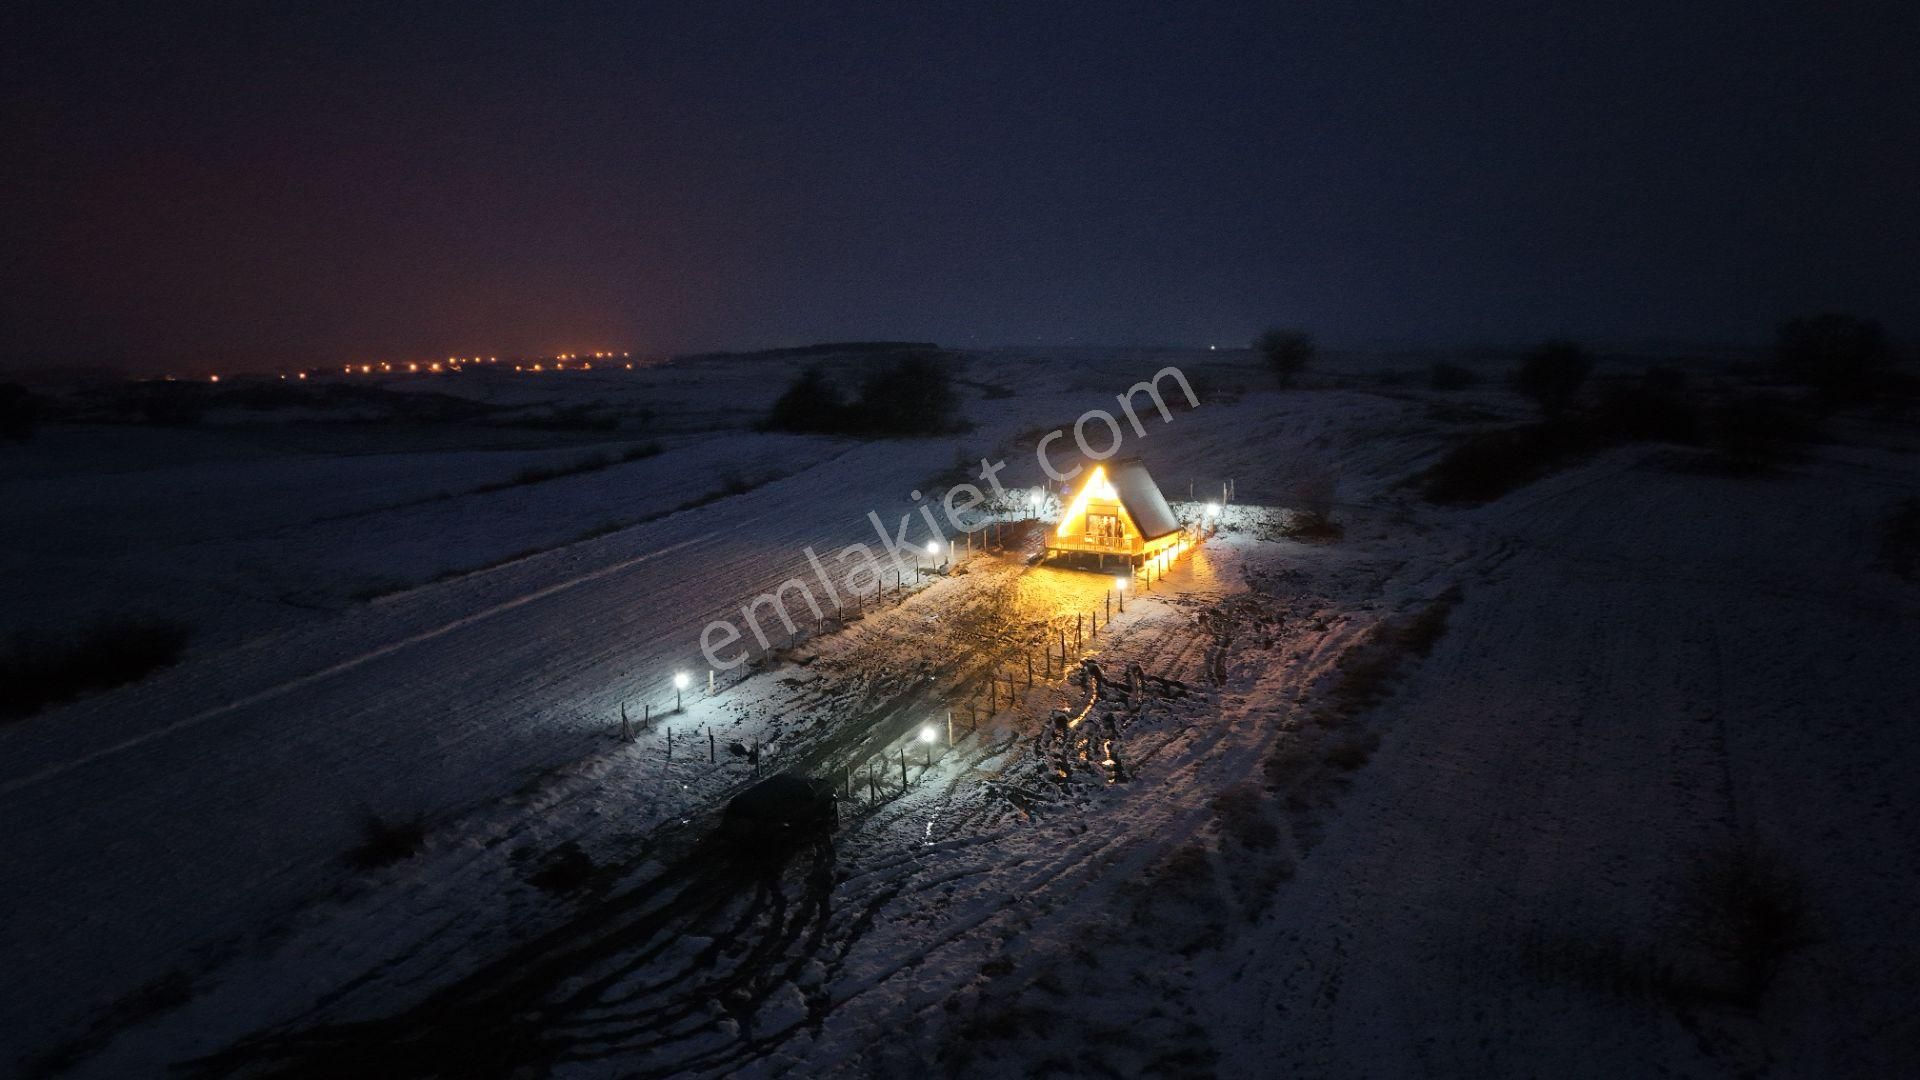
left=4, top=1, right=1916, bottom=371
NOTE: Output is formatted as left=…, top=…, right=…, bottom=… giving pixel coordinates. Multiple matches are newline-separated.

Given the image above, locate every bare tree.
left=1256, top=329, right=1315, bottom=389
left=1511, top=340, right=1592, bottom=419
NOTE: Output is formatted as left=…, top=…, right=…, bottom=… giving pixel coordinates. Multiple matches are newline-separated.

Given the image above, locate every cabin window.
left=1087, top=513, right=1123, bottom=544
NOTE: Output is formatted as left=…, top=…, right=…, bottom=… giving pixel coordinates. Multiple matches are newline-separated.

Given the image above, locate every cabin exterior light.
left=1046, top=458, right=1182, bottom=566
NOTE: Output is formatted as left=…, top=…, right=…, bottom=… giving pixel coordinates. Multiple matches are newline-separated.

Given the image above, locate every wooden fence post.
left=899, top=746, right=908, bottom=790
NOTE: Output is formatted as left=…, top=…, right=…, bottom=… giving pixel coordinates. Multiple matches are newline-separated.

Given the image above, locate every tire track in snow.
left=0, top=533, right=716, bottom=799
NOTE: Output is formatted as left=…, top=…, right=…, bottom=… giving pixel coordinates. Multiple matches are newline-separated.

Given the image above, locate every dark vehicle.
left=721, top=772, right=838, bottom=847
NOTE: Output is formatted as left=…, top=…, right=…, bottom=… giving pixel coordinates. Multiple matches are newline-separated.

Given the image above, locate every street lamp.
left=920, top=723, right=937, bottom=767
left=673, top=670, right=690, bottom=711
left=1115, top=576, right=1128, bottom=612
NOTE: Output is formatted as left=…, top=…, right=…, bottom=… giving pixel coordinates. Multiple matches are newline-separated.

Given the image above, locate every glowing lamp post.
left=1115, top=576, right=1128, bottom=613
left=673, top=670, right=690, bottom=712
left=920, top=723, right=937, bottom=767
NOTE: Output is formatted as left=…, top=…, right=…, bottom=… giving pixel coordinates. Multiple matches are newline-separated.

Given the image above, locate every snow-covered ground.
left=1, top=348, right=1915, bottom=1077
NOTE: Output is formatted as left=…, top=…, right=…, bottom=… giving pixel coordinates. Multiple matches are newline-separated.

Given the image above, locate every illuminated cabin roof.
left=1060, top=457, right=1181, bottom=541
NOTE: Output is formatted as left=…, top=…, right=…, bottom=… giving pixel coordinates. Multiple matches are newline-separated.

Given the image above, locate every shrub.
left=1420, top=423, right=1586, bottom=504
left=1323, top=731, right=1380, bottom=770
left=1589, top=367, right=1702, bottom=444
left=1679, top=834, right=1812, bottom=1006
left=1255, top=328, right=1314, bottom=388
left=761, top=353, right=963, bottom=436
left=1427, top=363, right=1479, bottom=391
left=0, top=618, right=192, bottom=722
left=344, top=813, right=427, bottom=869
left=1211, top=784, right=1281, bottom=850
left=1775, top=312, right=1890, bottom=400
left=1282, top=460, right=1343, bottom=539
left=526, top=841, right=598, bottom=894
left=764, top=365, right=849, bottom=432
left=1512, top=340, right=1594, bottom=418
left=855, top=353, right=961, bottom=434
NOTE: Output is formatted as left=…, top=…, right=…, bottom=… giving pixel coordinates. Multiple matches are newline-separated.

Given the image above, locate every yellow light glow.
left=1055, top=466, right=1119, bottom=537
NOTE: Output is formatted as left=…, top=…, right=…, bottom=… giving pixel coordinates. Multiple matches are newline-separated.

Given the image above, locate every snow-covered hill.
left=2, top=348, right=1914, bottom=1077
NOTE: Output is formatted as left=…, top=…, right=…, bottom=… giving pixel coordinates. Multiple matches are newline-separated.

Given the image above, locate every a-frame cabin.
left=1047, top=457, right=1183, bottom=566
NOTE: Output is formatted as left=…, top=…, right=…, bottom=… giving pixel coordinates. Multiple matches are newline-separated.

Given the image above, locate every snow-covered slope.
left=3, top=349, right=1915, bottom=1078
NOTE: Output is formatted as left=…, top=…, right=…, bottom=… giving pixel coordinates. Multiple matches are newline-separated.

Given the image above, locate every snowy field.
left=1, top=347, right=1916, bottom=1077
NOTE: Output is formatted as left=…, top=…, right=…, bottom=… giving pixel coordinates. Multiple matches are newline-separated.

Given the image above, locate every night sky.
left=4, top=1, right=1915, bottom=370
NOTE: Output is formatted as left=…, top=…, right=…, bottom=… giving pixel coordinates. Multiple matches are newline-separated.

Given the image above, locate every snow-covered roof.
left=1106, top=458, right=1180, bottom=540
